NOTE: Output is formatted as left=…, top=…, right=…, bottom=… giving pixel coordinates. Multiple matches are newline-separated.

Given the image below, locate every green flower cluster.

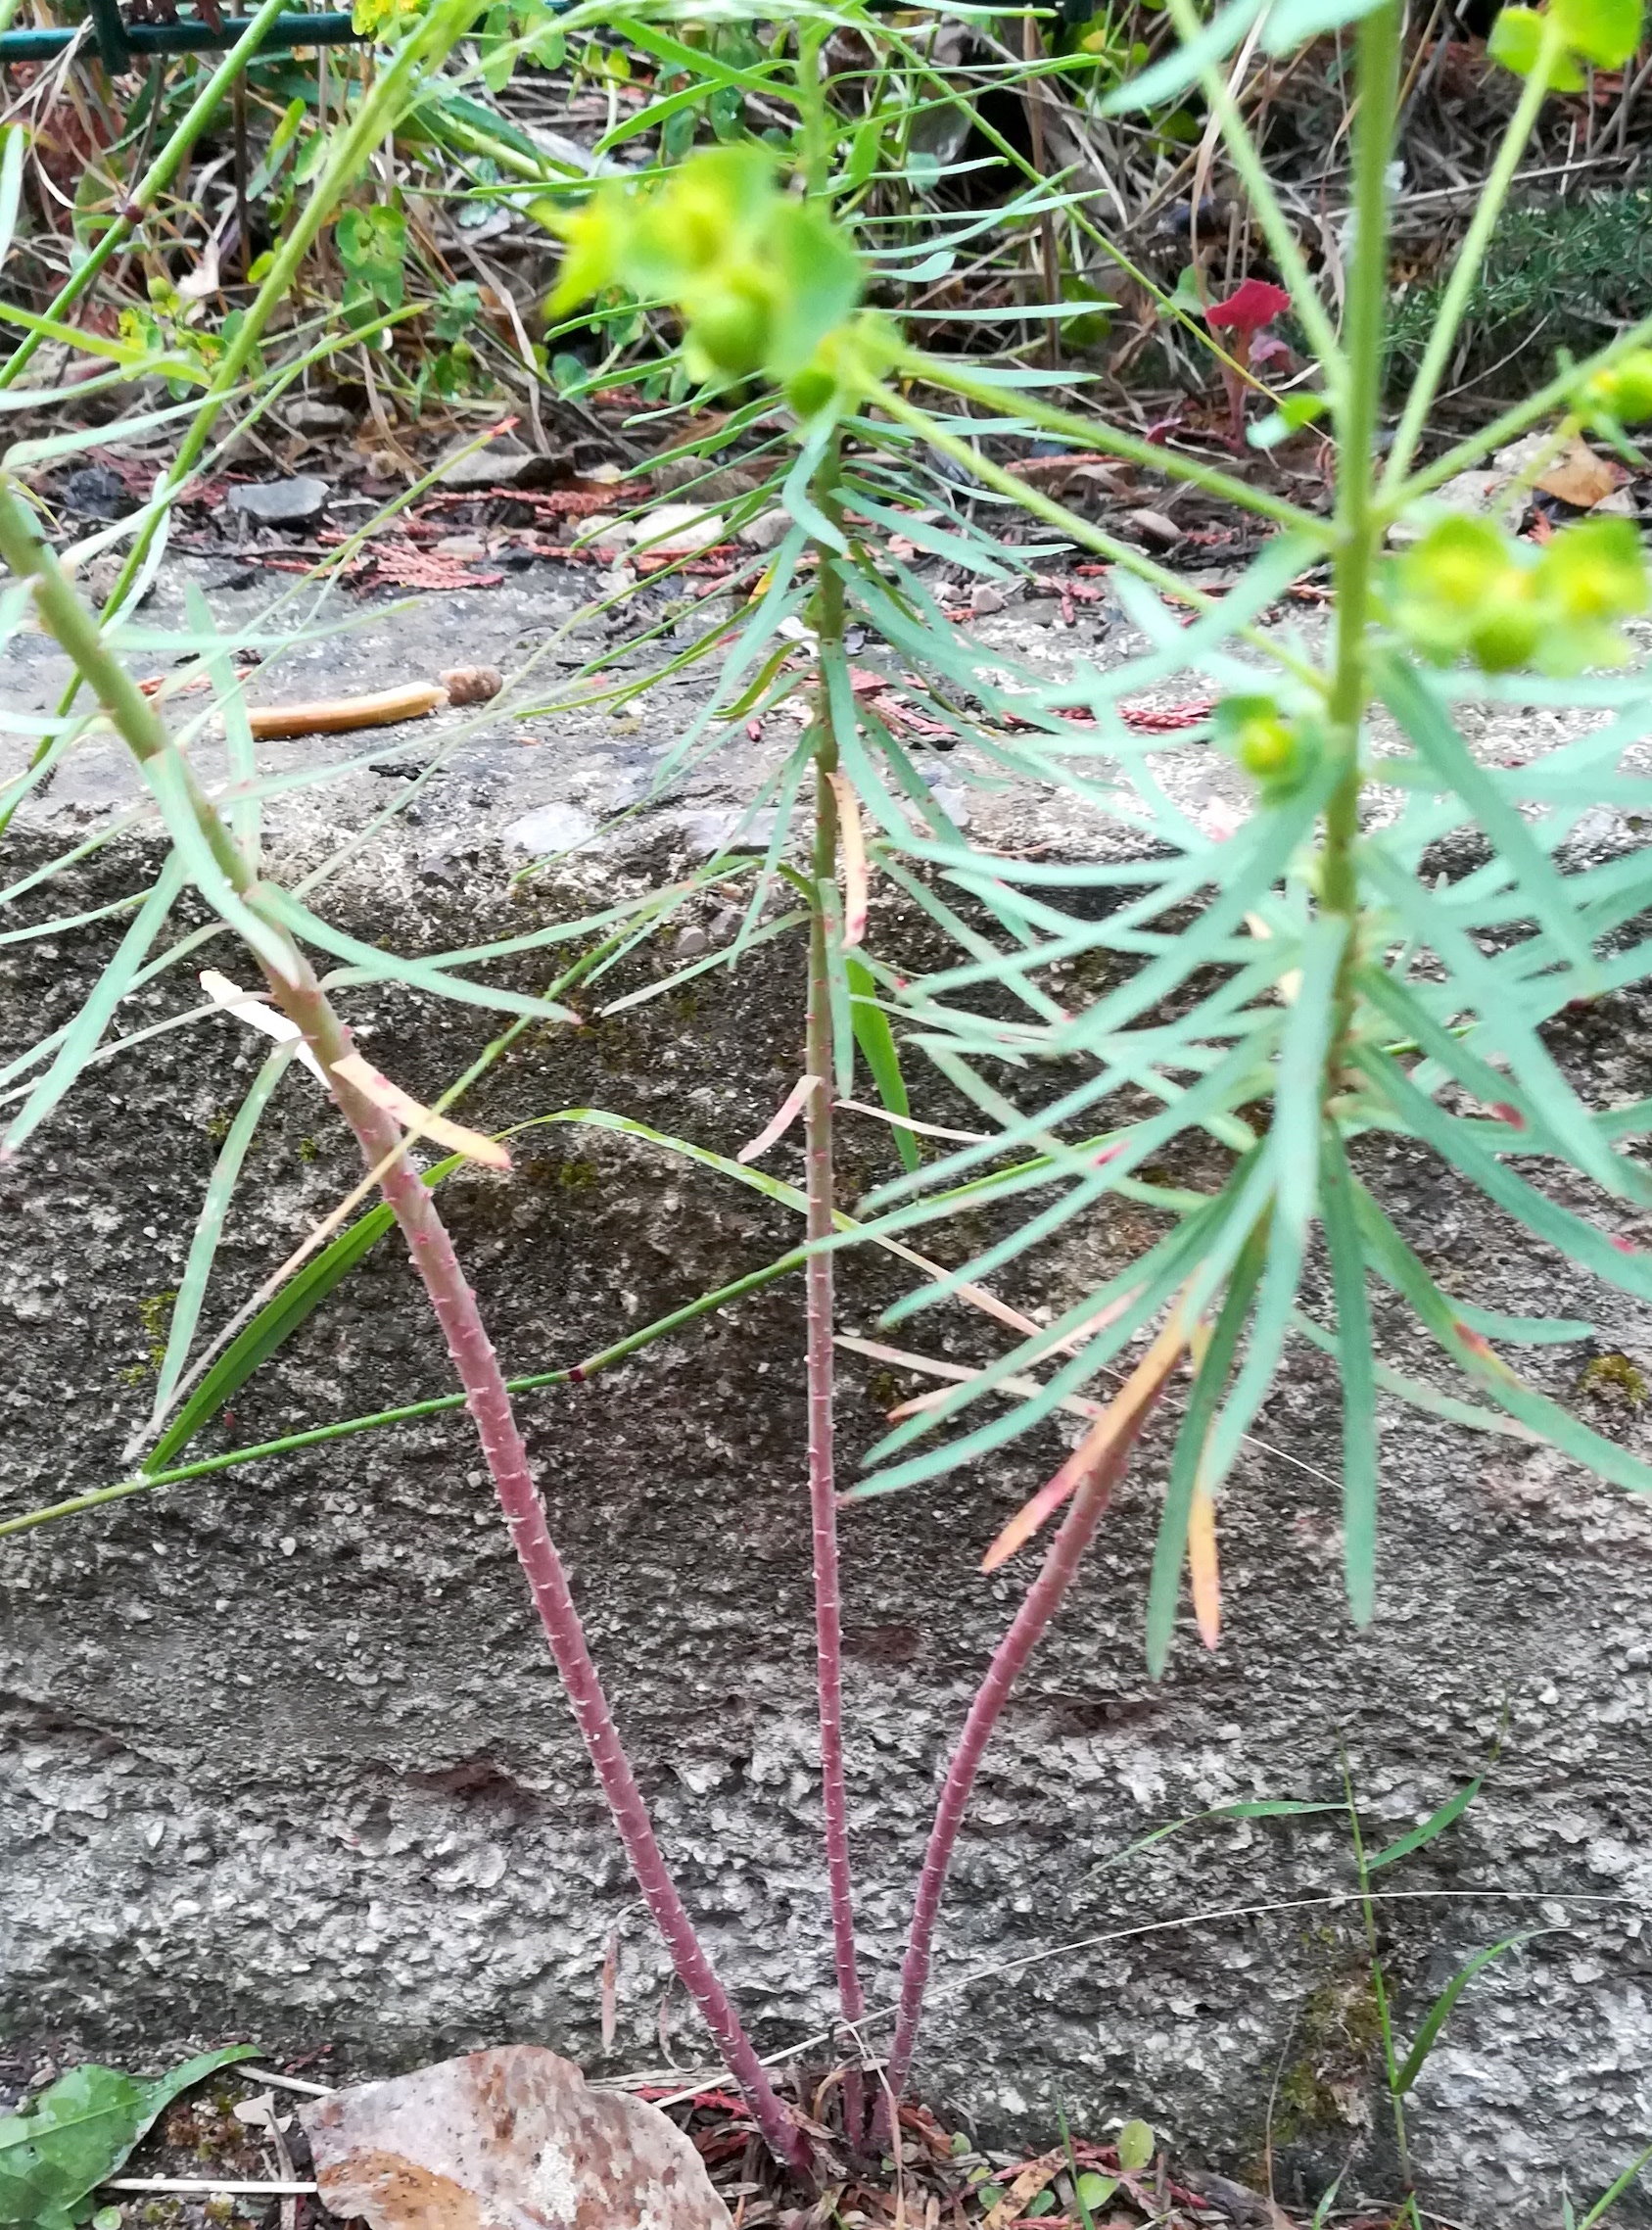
left=1489, top=0, right=1642, bottom=85
left=1581, top=348, right=1652, bottom=434
left=1389, top=513, right=1649, bottom=674
left=543, top=146, right=866, bottom=405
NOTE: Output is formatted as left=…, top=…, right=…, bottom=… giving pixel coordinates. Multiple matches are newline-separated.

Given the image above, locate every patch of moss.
left=1268, top=1966, right=1385, bottom=2144
left=134, top=1289, right=178, bottom=1373
left=1578, top=1351, right=1647, bottom=1410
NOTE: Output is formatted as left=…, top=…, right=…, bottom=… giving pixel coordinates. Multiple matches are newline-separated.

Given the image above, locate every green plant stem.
left=0, top=475, right=810, bottom=2178
left=1381, top=23, right=1563, bottom=492
left=0, top=1246, right=811, bottom=1542
left=869, top=380, right=1326, bottom=692
left=1320, top=0, right=1400, bottom=934
left=0, top=0, right=292, bottom=392
left=1159, top=0, right=1344, bottom=379
left=900, top=348, right=1332, bottom=540
left=797, top=19, right=830, bottom=197
left=1343, top=1759, right=1419, bottom=2224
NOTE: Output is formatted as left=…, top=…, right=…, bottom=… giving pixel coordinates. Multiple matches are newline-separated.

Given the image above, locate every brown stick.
left=245, top=682, right=448, bottom=739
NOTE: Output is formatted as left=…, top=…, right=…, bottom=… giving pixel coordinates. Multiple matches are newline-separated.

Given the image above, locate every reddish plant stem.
left=882, top=1345, right=1182, bottom=2105
left=807, top=534, right=867, bottom=2136
left=286, top=982, right=811, bottom=2175
left=0, top=489, right=810, bottom=2179
left=807, top=755, right=868, bottom=2124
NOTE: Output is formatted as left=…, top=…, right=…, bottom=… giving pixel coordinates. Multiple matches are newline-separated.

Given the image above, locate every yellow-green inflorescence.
left=1581, top=347, right=1652, bottom=435
left=1388, top=512, right=1649, bottom=675
left=540, top=145, right=890, bottom=415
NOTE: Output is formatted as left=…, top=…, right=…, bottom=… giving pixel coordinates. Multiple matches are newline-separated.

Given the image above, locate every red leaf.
left=1206, top=277, right=1292, bottom=334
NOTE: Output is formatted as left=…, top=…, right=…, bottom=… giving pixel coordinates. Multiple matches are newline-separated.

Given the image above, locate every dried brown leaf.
left=301, top=2046, right=732, bottom=2230
left=1535, top=436, right=1624, bottom=510
left=328, top=1051, right=510, bottom=1171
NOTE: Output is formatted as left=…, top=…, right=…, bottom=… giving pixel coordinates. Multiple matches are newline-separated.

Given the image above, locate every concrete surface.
left=3, top=551, right=1652, bottom=2227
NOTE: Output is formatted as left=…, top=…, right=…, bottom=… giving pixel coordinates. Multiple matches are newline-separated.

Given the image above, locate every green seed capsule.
left=1236, top=710, right=1299, bottom=780
left=689, top=279, right=774, bottom=378
left=785, top=365, right=838, bottom=419
left=1466, top=571, right=1543, bottom=671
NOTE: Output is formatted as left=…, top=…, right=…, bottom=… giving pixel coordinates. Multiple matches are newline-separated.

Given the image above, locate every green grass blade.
left=1322, top=1126, right=1379, bottom=1623
left=150, top=1046, right=296, bottom=1430
left=1576, top=2141, right=1652, bottom=2230
left=847, top=955, right=920, bottom=1174
left=1392, top=1933, right=1536, bottom=2095
left=1367, top=1774, right=1487, bottom=1872
left=2, top=855, right=185, bottom=1158
left=146, top=1198, right=400, bottom=1472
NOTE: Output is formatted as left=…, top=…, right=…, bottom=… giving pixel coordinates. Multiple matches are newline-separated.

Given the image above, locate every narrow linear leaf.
left=1392, top=1933, right=1536, bottom=2094
left=1102, top=0, right=1266, bottom=111
left=259, top=884, right=580, bottom=1022
left=847, top=954, right=920, bottom=1173
left=1321, top=1128, right=1378, bottom=1623
left=1357, top=1045, right=1652, bottom=1309
left=1147, top=1228, right=1265, bottom=1675
left=1377, top=656, right=1593, bottom=975
left=151, top=1045, right=297, bottom=1428
left=2, top=855, right=186, bottom=1159
left=1352, top=1182, right=1652, bottom=1494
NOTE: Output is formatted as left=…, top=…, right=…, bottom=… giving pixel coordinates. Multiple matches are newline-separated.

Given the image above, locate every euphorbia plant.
left=533, top=0, right=1652, bottom=2115
left=13, top=0, right=1652, bottom=2197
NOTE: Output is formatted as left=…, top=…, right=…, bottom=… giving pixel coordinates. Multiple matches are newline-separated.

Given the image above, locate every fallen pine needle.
left=835, top=1098, right=988, bottom=1145
left=200, top=969, right=326, bottom=1081
left=834, top=1333, right=1104, bottom=1423
left=105, top=2183, right=319, bottom=2197
left=245, top=681, right=448, bottom=740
